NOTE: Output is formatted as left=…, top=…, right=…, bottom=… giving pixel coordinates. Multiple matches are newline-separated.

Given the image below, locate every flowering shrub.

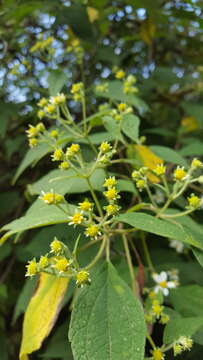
left=1, top=1, right=203, bottom=360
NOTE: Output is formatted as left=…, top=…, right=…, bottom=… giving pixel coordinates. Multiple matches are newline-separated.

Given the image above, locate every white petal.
left=163, top=288, right=169, bottom=296
left=167, top=281, right=176, bottom=289
left=160, top=271, right=167, bottom=281
left=154, top=285, right=160, bottom=293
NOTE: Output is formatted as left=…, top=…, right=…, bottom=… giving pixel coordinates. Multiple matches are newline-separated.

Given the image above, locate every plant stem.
left=122, top=234, right=137, bottom=296
left=86, top=236, right=107, bottom=270
left=86, top=177, right=103, bottom=217
left=141, top=232, right=154, bottom=272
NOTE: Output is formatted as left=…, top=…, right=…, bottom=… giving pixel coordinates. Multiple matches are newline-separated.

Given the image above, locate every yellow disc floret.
left=136, top=179, right=146, bottom=191
left=40, top=191, right=64, bottom=205
left=54, top=257, right=70, bottom=273
left=105, top=204, right=120, bottom=215
left=37, top=97, right=48, bottom=107
left=26, top=125, right=39, bottom=138
left=76, top=270, right=90, bottom=286
left=115, top=69, right=125, bottom=79
left=69, top=212, right=84, bottom=225
left=191, top=158, right=202, bottom=168
left=151, top=348, right=165, bottom=360
left=104, top=187, right=119, bottom=201
left=39, top=255, right=49, bottom=268
left=29, top=138, right=38, bottom=148
left=103, top=177, right=117, bottom=188
left=99, top=142, right=112, bottom=153
left=59, top=161, right=70, bottom=170
left=187, top=194, right=201, bottom=208
left=154, top=164, right=166, bottom=176
left=26, top=259, right=38, bottom=277
left=85, top=224, right=100, bottom=238
left=79, top=200, right=93, bottom=212
left=50, top=239, right=63, bottom=254
left=174, top=166, right=187, bottom=181
left=51, top=148, right=64, bottom=161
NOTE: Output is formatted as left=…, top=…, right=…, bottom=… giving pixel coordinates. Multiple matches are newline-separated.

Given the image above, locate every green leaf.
left=96, top=81, right=149, bottom=115
left=103, top=116, right=123, bottom=140
left=115, top=212, right=202, bottom=248
left=179, top=141, right=203, bottom=156
left=169, top=285, right=203, bottom=317
left=163, top=317, right=203, bottom=344
left=69, top=262, right=146, bottom=360
left=117, top=179, right=137, bottom=193
left=12, top=143, right=52, bottom=184
left=48, top=70, right=67, bottom=96
left=121, top=114, right=140, bottom=142
left=28, top=168, right=106, bottom=195
left=0, top=199, right=76, bottom=244
left=150, top=145, right=188, bottom=167
left=192, top=248, right=203, bottom=268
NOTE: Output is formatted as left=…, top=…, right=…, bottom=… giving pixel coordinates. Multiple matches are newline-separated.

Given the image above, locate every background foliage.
left=0, top=0, right=203, bottom=359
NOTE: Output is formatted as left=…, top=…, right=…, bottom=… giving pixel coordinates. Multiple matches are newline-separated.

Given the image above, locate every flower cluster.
left=103, top=177, right=120, bottom=216
left=25, top=238, right=91, bottom=287
left=173, top=336, right=193, bottom=356
left=71, top=82, right=84, bottom=102
left=66, top=38, right=84, bottom=64
left=132, top=167, right=148, bottom=191
left=97, top=142, right=116, bottom=165
left=111, top=102, right=133, bottom=122
left=37, top=93, right=66, bottom=119
left=50, top=143, right=81, bottom=170
left=26, top=122, right=45, bottom=147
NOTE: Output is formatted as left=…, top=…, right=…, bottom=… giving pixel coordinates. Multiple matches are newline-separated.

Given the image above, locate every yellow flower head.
left=85, top=224, right=101, bottom=238
left=51, top=148, right=64, bottom=161
left=26, top=259, right=38, bottom=277
left=115, top=69, right=125, bottom=79
left=45, top=104, right=56, bottom=114
left=117, top=103, right=127, bottom=112
left=69, top=212, right=84, bottom=226
left=132, top=170, right=140, bottom=180
left=50, top=130, right=59, bottom=138
left=136, top=179, right=146, bottom=191
left=79, top=200, right=93, bottom=212
left=66, top=144, right=80, bottom=158
left=187, top=194, right=201, bottom=208
left=76, top=270, right=90, bottom=286
left=103, top=177, right=117, bottom=188
left=105, top=204, right=120, bottom=215
left=50, top=93, right=66, bottom=105
left=104, top=187, right=119, bottom=201
left=173, top=343, right=183, bottom=356
left=59, top=161, right=70, bottom=170
left=99, top=142, right=112, bottom=153
left=37, top=97, right=48, bottom=108
left=40, top=191, right=64, bottom=205
left=37, top=110, right=45, bottom=119
left=39, top=255, right=49, bottom=268
left=151, top=348, right=165, bottom=360
left=29, top=138, right=38, bottom=148
left=191, top=158, right=202, bottom=168
left=36, top=122, right=45, bottom=132
left=174, top=166, right=187, bottom=181
left=154, top=164, right=166, bottom=176
left=50, top=239, right=63, bottom=253
left=71, top=82, right=83, bottom=94
left=26, top=125, right=38, bottom=138
left=152, top=300, right=163, bottom=317
left=159, top=313, right=170, bottom=324
left=54, top=257, right=70, bottom=273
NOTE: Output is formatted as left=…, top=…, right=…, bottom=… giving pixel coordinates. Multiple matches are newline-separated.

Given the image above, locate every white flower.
left=152, top=271, right=177, bottom=296
left=169, top=240, right=185, bottom=253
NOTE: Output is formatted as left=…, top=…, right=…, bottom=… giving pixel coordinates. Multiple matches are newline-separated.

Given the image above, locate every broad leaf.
left=169, top=285, right=203, bottom=317
left=150, top=145, right=187, bottom=167
left=115, top=212, right=203, bottom=249
left=163, top=316, right=203, bottom=344
left=19, top=273, right=69, bottom=360
left=69, top=262, right=146, bottom=360
left=121, top=114, right=140, bottom=142
left=48, top=70, right=67, bottom=96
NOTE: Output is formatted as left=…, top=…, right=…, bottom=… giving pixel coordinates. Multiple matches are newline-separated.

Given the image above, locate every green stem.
left=86, top=236, right=107, bottom=270
left=122, top=234, right=137, bottom=296
left=86, top=177, right=103, bottom=217
left=141, top=232, right=154, bottom=272
left=161, top=208, right=194, bottom=218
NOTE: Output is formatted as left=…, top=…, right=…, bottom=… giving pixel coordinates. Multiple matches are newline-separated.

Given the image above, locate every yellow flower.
left=45, top=104, right=56, bottom=114
left=132, top=170, right=140, bottom=179
left=104, top=204, right=120, bottom=215
left=69, top=212, right=84, bottom=226
left=173, top=343, right=183, bottom=356
left=51, top=149, right=64, bottom=161
left=40, top=191, right=64, bottom=205
left=151, top=300, right=163, bottom=317
left=54, top=258, right=70, bottom=273
left=104, top=187, right=119, bottom=201
left=79, top=200, right=93, bottom=212
left=174, top=166, right=187, bottom=181
left=50, top=93, right=66, bottom=105
left=154, top=164, right=166, bottom=176
left=50, top=239, right=63, bottom=254
left=50, top=130, right=59, bottom=138
left=26, top=125, right=38, bottom=138
left=29, top=138, right=38, bottom=148
left=36, top=122, right=45, bottom=132
left=85, top=224, right=101, bottom=238
left=99, top=142, right=112, bottom=153
left=66, top=144, right=80, bottom=158
left=39, top=256, right=49, bottom=268
left=37, top=98, right=48, bottom=107
left=103, top=177, right=117, bottom=188
left=59, top=161, right=70, bottom=170
left=25, top=259, right=38, bottom=277
left=117, top=103, right=127, bottom=112
left=179, top=336, right=193, bottom=351
left=37, top=110, right=45, bottom=119
left=71, top=82, right=83, bottom=94
left=136, top=179, right=146, bottom=191
left=187, top=194, right=201, bottom=208
left=151, top=348, right=165, bottom=360
left=115, top=69, right=125, bottom=79
left=76, top=270, right=90, bottom=286
left=159, top=313, right=170, bottom=324
left=191, top=158, right=202, bottom=168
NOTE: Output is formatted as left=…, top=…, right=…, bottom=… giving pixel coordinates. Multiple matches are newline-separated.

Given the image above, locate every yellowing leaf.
left=87, top=7, right=99, bottom=23
left=181, top=116, right=199, bottom=132
left=140, top=19, right=156, bottom=46
left=134, top=145, right=163, bottom=183
left=19, top=273, right=69, bottom=360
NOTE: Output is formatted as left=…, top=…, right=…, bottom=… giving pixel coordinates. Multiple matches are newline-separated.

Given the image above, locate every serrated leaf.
left=163, top=316, right=203, bottom=344
left=28, top=168, right=106, bottom=195
left=0, top=199, right=76, bottom=244
left=69, top=262, right=146, bottom=360
left=19, top=273, right=69, bottom=360
left=121, top=114, right=140, bottom=142
left=114, top=212, right=203, bottom=249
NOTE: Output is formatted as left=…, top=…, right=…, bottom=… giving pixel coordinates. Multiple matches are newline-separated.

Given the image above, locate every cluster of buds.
left=95, top=82, right=109, bottom=93
left=173, top=336, right=193, bottom=356
left=66, top=38, right=84, bottom=64
left=97, top=142, right=116, bottom=165
left=110, top=102, right=133, bottom=122
left=25, top=238, right=91, bottom=287
left=144, top=296, right=169, bottom=326
left=71, top=82, right=84, bottom=102
left=26, top=122, right=45, bottom=148
left=103, top=177, right=120, bottom=216
left=68, top=197, right=102, bottom=239
left=51, top=143, right=81, bottom=170
left=37, top=93, right=66, bottom=119
left=123, top=75, right=138, bottom=94
left=132, top=167, right=148, bottom=191
left=30, top=36, right=54, bottom=54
